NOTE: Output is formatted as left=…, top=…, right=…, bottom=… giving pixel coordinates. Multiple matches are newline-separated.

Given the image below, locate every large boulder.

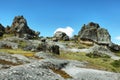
left=97, top=28, right=111, bottom=44
left=109, top=43, right=120, bottom=52
left=5, top=25, right=11, bottom=34
left=36, top=41, right=60, bottom=55
left=48, top=45, right=60, bottom=55
left=9, top=16, right=40, bottom=39
left=54, top=31, right=69, bottom=41
left=0, top=41, right=18, bottom=49
left=0, top=24, right=5, bottom=37
left=78, top=22, right=111, bottom=45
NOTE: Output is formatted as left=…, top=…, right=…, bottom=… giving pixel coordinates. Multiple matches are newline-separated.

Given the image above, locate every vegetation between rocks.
left=59, top=51, right=120, bottom=72
left=111, top=59, right=120, bottom=67
left=50, top=68, right=72, bottom=79
left=0, top=49, right=35, bottom=57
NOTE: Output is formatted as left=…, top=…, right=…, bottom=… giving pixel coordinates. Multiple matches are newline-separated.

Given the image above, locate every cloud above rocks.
left=115, top=36, right=120, bottom=40
left=54, top=26, right=74, bottom=37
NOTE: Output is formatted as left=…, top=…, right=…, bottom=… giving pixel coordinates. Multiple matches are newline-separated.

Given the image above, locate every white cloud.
left=54, top=26, right=74, bottom=37
left=115, top=36, right=120, bottom=40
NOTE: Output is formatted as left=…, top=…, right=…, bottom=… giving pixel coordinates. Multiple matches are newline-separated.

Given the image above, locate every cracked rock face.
left=0, top=52, right=30, bottom=70
left=0, top=24, right=5, bottom=37
left=78, top=22, right=111, bottom=45
left=54, top=31, right=69, bottom=41
left=9, top=16, right=40, bottom=39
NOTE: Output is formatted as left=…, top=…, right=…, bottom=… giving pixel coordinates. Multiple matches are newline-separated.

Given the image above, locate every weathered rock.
left=0, top=32, right=4, bottom=37
left=109, top=43, right=120, bottom=51
left=0, top=57, right=119, bottom=80
left=52, top=37, right=58, bottom=42
left=37, top=41, right=60, bottom=55
left=0, top=41, right=18, bottom=49
left=0, top=24, right=5, bottom=37
left=23, top=45, right=36, bottom=52
left=0, top=52, right=30, bottom=69
left=5, top=25, right=11, bottom=34
left=78, top=22, right=111, bottom=45
left=97, top=28, right=111, bottom=44
left=54, top=31, right=69, bottom=41
left=90, top=44, right=110, bottom=53
left=49, top=45, right=60, bottom=55
left=41, top=38, right=46, bottom=42
left=34, top=52, right=55, bottom=59
left=0, top=59, right=66, bottom=80
left=9, top=16, right=40, bottom=39
left=37, top=42, right=47, bottom=52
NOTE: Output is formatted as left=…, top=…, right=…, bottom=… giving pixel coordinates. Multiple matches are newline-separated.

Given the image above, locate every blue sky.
left=0, top=0, right=120, bottom=44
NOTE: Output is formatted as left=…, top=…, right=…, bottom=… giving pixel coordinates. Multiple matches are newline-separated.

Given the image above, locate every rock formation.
left=0, top=24, right=5, bottom=37
left=5, top=25, right=11, bottom=34
left=109, top=43, right=120, bottom=51
left=9, top=16, right=40, bottom=39
left=78, top=22, right=111, bottom=45
left=37, top=39, right=60, bottom=55
left=54, top=31, right=69, bottom=41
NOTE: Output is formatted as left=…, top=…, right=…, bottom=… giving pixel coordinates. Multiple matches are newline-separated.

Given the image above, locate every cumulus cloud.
left=54, top=26, right=74, bottom=37
left=115, top=36, right=120, bottom=40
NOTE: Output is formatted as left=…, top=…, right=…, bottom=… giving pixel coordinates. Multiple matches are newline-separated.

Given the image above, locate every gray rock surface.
left=109, top=43, right=120, bottom=51
left=0, top=53, right=119, bottom=80
left=63, top=66, right=120, bottom=80
left=9, top=16, right=40, bottom=39
left=5, top=25, right=11, bottom=34
left=0, top=60, right=65, bottom=80
left=78, top=22, right=111, bottom=45
left=0, top=52, right=30, bottom=69
left=34, top=52, right=56, bottom=59
left=0, top=41, right=18, bottom=49
left=54, top=31, right=69, bottom=41
left=89, top=44, right=120, bottom=60
left=0, top=24, right=5, bottom=37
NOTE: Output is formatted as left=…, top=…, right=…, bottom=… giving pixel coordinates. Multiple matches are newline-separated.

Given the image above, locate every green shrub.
left=86, top=51, right=111, bottom=58
left=111, top=59, right=120, bottom=67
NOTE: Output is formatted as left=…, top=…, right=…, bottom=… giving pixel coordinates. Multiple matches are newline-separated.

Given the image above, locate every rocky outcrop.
left=0, top=24, right=5, bottom=37
left=54, top=31, right=69, bottom=41
left=9, top=16, right=40, bottom=39
left=37, top=40, right=60, bottom=55
left=109, top=43, right=120, bottom=52
left=78, top=22, right=111, bottom=45
left=0, top=56, right=120, bottom=80
left=0, top=41, right=18, bottom=49
left=5, top=25, right=11, bottom=34
left=0, top=52, right=30, bottom=69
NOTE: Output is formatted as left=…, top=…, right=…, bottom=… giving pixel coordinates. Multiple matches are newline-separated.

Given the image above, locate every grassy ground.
left=59, top=40, right=92, bottom=49
left=115, top=52, right=120, bottom=56
left=59, top=51, right=120, bottom=73
left=0, top=49, right=35, bottom=57
left=0, top=35, right=120, bottom=73
left=0, top=34, right=14, bottom=40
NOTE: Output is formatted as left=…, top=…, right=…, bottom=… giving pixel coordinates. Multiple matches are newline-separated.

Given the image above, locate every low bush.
left=111, top=59, right=120, bottom=67
left=86, top=51, right=111, bottom=58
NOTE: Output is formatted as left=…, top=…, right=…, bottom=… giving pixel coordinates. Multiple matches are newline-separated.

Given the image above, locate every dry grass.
left=0, top=49, right=35, bottom=57
left=50, top=68, right=72, bottom=79
left=0, top=59, right=22, bottom=66
left=114, top=52, right=120, bottom=57
left=59, top=51, right=120, bottom=72
left=0, top=34, right=14, bottom=40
